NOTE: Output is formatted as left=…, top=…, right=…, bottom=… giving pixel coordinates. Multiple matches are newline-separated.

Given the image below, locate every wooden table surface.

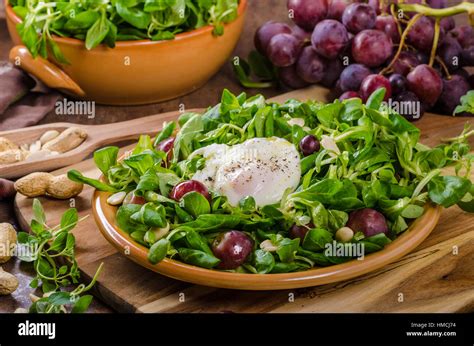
left=0, top=0, right=470, bottom=313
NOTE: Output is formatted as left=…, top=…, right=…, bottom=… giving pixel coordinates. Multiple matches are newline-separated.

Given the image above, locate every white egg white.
left=190, top=137, right=301, bottom=207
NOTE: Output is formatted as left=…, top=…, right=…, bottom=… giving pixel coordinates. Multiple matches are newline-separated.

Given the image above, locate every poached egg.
left=190, top=137, right=301, bottom=207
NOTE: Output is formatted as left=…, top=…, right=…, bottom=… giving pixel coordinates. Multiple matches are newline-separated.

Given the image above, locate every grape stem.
left=380, top=13, right=423, bottom=75
left=397, top=2, right=474, bottom=18
left=429, top=18, right=441, bottom=67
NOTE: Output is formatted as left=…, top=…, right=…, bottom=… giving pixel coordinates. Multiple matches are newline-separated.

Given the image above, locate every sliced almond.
left=107, top=191, right=127, bottom=206
left=260, top=239, right=278, bottom=252
left=321, top=135, right=341, bottom=157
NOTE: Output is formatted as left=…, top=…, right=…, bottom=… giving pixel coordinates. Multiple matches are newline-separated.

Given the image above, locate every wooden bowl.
left=5, top=0, right=247, bottom=105
left=92, top=188, right=442, bottom=290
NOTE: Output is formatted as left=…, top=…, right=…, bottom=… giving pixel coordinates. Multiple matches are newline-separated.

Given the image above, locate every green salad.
left=68, top=89, right=474, bottom=273
left=10, top=0, right=240, bottom=63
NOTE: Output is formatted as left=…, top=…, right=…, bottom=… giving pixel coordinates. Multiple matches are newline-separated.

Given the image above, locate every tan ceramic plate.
left=92, top=188, right=442, bottom=290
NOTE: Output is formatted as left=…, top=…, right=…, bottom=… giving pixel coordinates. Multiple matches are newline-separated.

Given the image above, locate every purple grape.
left=407, top=16, right=436, bottom=52
left=360, top=74, right=392, bottom=101
left=440, top=17, right=455, bottom=32
left=452, top=68, right=469, bottom=80
left=296, top=46, right=326, bottom=83
left=278, top=65, right=309, bottom=89
left=394, top=91, right=424, bottom=121
left=342, top=3, right=377, bottom=34
left=340, top=63, right=371, bottom=92
left=339, top=91, right=360, bottom=101
left=321, top=58, right=344, bottom=87
left=438, top=36, right=462, bottom=71
left=299, top=135, right=321, bottom=156
left=328, top=0, right=353, bottom=21
left=469, top=74, right=474, bottom=89
left=352, top=29, right=393, bottom=67
left=437, top=75, right=470, bottom=114
left=311, top=19, right=349, bottom=59
left=368, top=0, right=394, bottom=14
left=347, top=208, right=388, bottom=237
left=375, top=15, right=400, bottom=43
left=407, top=64, right=442, bottom=108
left=450, top=25, right=474, bottom=49
left=462, top=46, right=474, bottom=67
left=415, top=51, right=429, bottom=65
left=287, top=0, right=329, bottom=31
left=426, top=0, right=447, bottom=8
left=170, top=180, right=211, bottom=202
left=392, top=51, right=420, bottom=75
left=389, top=73, right=407, bottom=96
left=254, top=21, right=292, bottom=55
left=267, top=33, right=302, bottom=67
left=212, top=231, right=253, bottom=270
left=292, top=25, right=311, bottom=44
left=340, top=32, right=355, bottom=62
left=289, top=223, right=314, bottom=239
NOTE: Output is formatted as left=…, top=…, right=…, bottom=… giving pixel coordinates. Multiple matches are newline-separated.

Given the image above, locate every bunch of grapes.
left=252, top=0, right=474, bottom=120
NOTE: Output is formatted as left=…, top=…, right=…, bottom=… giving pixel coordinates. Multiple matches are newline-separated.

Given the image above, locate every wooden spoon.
left=0, top=109, right=204, bottom=179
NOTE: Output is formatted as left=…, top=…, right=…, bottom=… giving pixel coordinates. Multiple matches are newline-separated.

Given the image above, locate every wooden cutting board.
left=14, top=86, right=474, bottom=313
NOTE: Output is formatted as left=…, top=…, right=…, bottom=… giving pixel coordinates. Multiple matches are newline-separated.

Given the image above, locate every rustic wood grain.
left=13, top=86, right=474, bottom=313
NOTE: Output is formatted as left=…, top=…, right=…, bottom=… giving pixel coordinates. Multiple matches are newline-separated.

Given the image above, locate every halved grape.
left=287, top=0, right=329, bottom=31
left=296, top=46, right=326, bottom=83
left=267, top=33, right=302, bottom=67
left=360, top=74, right=392, bottom=101
left=254, top=21, right=292, bottom=55
left=406, top=64, right=442, bottom=108
left=312, top=19, right=349, bottom=59
left=352, top=30, right=392, bottom=67
left=342, top=3, right=376, bottom=34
